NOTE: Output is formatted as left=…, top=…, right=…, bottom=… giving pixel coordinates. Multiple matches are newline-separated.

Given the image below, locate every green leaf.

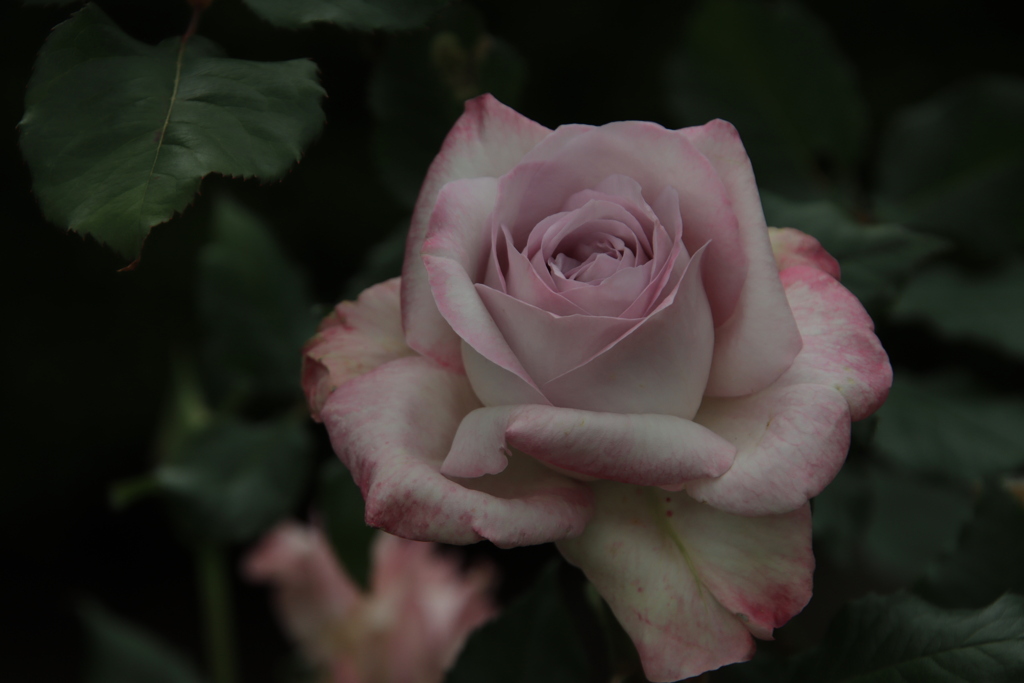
left=665, top=0, right=866, bottom=200
left=81, top=602, right=204, bottom=683
left=874, top=373, right=1024, bottom=479
left=813, top=461, right=975, bottom=582
left=370, top=5, right=527, bottom=206
left=152, top=366, right=314, bottom=543
left=446, top=562, right=592, bottom=683
left=198, top=196, right=316, bottom=411
left=811, top=462, right=871, bottom=567
left=787, top=593, right=1024, bottom=683
left=762, top=192, right=947, bottom=307
left=874, top=77, right=1024, bottom=255
left=316, top=460, right=375, bottom=589
left=241, top=0, right=448, bottom=30
left=891, top=260, right=1024, bottom=360
left=861, top=469, right=973, bottom=583
left=919, top=484, right=1024, bottom=609
left=158, top=415, right=313, bottom=543
left=19, top=4, right=325, bottom=260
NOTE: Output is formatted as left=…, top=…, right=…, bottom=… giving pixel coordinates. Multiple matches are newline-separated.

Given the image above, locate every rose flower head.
left=244, top=523, right=497, bottom=683
left=302, top=95, right=891, bottom=681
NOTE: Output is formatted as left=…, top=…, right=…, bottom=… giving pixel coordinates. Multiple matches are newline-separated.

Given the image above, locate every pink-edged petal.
left=440, top=404, right=735, bottom=488
left=688, top=384, right=852, bottom=515
left=685, top=264, right=890, bottom=516
left=422, top=177, right=498, bottom=282
left=543, top=247, right=713, bottom=419
left=302, top=278, right=414, bottom=422
left=403, top=95, right=551, bottom=370
left=320, top=356, right=592, bottom=547
left=368, top=533, right=498, bottom=677
left=243, top=522, right=363, bottom=662
left=664, top=496, right=813, bottom=641
left=768, top=227, right=841, bottom=279
left=681, top=120, right=802, bottom=397
left=557, top=482, right=813, bottom=682
left=778, top=264, right=892, bottom=421
left=494, top=122, right=747, bottom=326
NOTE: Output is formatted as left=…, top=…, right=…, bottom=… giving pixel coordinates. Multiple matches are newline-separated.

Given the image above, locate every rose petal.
left=557, top=482, right=812, bottom=682
left=768, top=227, right=841, bottom=280
left=542, top=246, right=713, bottom=418
left=475, top=284, right=637, bottom=385
left=494, top=122, right=747, bottom=326
left=681, top=120, right=802, bottom=397
left=502, top=228, right=586, bottom=316
left=243, top=522, right=363, bottom=662
left=403, top=95, right=551, bottom=371
left=440, top=404, right=735, bottom=488
left=421, top=178, right=547, bottom=397
left=685, top=264, right=891, bottom=516
left=687, top=384, right=852, bottom=515
left=320, top=356, right=592, bottom=547
left=777, top=264, right=891, bottom=420
left=302, top=278, right=414, bottom=422
left=461, top=342, right=551, bottom=406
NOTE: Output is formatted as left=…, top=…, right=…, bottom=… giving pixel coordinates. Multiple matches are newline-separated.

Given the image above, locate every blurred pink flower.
left=244, top=522, right=497, bottom=683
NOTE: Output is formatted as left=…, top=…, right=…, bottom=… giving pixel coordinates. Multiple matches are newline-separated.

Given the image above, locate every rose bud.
left=244, top=523, right=497, bottom=683
left=301, top=95, right=891, bottom=681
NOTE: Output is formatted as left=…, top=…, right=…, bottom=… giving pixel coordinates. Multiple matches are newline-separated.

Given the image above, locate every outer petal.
left=557, top=482, right=813, bottom=682
left=776, top=264, right=891, bottom=421
left=301, top=278, right=413, bottom=422
left=439, top=404, right=735, bottom=488
left=768, top=227, right=841, bottom=280
left=320, top=356, right=592, bottom=547
left=686, top=264, right=891, bottom=516
left=403, top=95, right=552, bottom=370
left=681, top=120, right=802, bottom=397
left=421, top=177, right=549, bottom=397
left=688, top=384, right=851, bottom=515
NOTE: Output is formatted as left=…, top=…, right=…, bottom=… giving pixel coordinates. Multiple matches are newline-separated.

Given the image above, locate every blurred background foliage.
left=3, top=0, right=1023, bottom=681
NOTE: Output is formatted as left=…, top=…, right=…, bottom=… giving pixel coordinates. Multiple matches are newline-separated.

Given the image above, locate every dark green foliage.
left=198, top=196, right=317, bottom=411
left=149, top=368, right=313, bottom=543
left=787, top=593, right=1024, bottom=682
left=242, top=0, right=448, bottom=30
left=369, top=5, right=526, bottom=206
left=919, top=485, right=1024, bottom=609
left=874, top=374, right=1024, bottom=479
left=892, top=261, right=1024, bottom=360
left=761, top=193, right=947, bottom=307
left=81, top=603, right=205, bottom=683
left=874, top=77, right=1024, bottom=256
left=812, top=463, right=974, bottom=583
left=666, top=0, right=866, bottom=201
left=860, top=470, right=973, bottom=583
left=19, top=4, right=325, bottom=259
left=446, top=562, right=593, bottom=683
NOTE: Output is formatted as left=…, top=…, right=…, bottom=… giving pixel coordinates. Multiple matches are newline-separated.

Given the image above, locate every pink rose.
left=302, top=95, right=891, bottom=681
left=244, top=523, right=497, bottom=683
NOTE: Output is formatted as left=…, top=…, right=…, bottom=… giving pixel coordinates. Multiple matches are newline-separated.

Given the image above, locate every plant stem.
left=196, top=541, right=237, bottom=683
